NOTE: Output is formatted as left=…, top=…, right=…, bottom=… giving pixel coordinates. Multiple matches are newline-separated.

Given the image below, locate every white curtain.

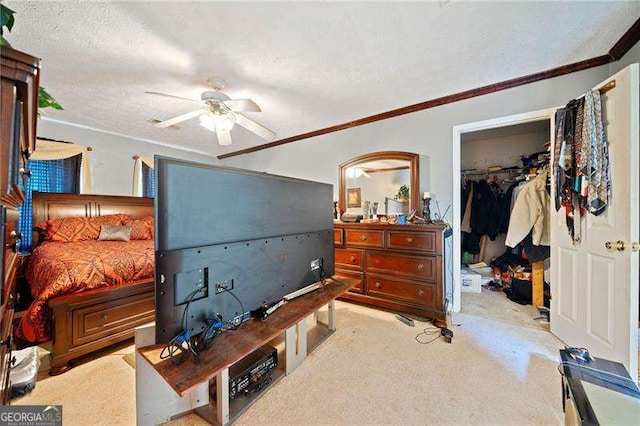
left=132, top=156, right=154, bottom=197
left=32, top=139, right=93, bottom=193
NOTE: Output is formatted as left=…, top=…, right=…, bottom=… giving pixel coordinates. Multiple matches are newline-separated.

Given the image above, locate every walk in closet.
left=459, top=120, right=551, bottom=328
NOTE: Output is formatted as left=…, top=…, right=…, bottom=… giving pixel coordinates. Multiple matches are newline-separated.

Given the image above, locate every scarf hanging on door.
left=553, top=89, right=610, bottom=244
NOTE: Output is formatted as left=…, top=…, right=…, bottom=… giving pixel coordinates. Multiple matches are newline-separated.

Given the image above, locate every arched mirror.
left=338, top=151, right=419, bottom=217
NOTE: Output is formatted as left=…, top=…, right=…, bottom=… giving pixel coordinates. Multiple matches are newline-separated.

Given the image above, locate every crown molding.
left=609, top=16, right=640, bottom=60
left=40, top=117, right=217, bottom=158
left=218, top=17, right=640, bottom=161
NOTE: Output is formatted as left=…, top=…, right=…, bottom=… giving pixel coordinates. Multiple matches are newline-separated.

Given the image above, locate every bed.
left=15, top=192, right=155, bottom=375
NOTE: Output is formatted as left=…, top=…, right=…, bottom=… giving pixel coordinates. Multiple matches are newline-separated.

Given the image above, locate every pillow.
left=125, top=216, right=154, bottom=240
left=97, top=225, right=132, bottom=242
left=39, top=214, right=129, bottom=242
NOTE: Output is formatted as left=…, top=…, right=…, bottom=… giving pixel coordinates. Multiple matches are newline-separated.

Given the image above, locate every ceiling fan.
left=146, top=77, right=276, bottom=146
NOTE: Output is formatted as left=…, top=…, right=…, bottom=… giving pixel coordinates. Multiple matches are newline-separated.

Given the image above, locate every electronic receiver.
left=212, top=345, right=278, bottom=400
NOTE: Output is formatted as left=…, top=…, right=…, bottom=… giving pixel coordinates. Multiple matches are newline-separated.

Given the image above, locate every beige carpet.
left=461, top=286, right=549, bottom=331
left=15, top=302, right=564, bottom=425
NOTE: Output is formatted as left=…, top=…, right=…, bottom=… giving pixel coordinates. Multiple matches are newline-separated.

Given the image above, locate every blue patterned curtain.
left=18, top=155, right=81, bottom=252
left=142, top=163, right=155, bottom=198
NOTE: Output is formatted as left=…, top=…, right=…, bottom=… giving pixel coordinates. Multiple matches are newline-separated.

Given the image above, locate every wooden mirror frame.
left=338, top=151, right=420, bottom=215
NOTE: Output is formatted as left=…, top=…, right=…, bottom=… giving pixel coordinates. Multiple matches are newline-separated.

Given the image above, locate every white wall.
left=36, top=119, right=217, bottom=196
left=460, top=126, right=549, bottom=171
left=220, top=65, right=611, bottom=223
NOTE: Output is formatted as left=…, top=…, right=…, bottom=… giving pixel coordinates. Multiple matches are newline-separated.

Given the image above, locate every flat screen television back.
left=154, top=157, right=335, bottom=343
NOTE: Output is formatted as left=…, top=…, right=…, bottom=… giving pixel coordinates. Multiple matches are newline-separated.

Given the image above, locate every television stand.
left=135, top=276, right=356, bottom=425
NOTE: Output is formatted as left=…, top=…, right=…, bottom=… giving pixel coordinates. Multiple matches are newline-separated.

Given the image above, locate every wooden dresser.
left=0, top=47, right=40, bottom=404
left=334, top=222, right=452, bottom=325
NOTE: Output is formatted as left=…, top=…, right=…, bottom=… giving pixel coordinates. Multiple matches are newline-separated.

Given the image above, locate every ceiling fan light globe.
left=216, top=114, right=236, bottom=132
left=199, top=113, right=216, bottom=131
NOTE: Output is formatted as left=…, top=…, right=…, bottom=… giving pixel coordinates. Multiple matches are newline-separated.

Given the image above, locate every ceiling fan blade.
left=145, top=91, right=202, bottom=105
left=235, top=114, right=276, bottom=141
left=216, top=128, right=233, bottom=146
left=222, top=99, right=261, bottom=112
left=154, top=109, right=207, bottom=128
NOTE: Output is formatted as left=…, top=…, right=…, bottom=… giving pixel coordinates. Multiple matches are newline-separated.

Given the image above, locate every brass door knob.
left=605, top=240, right=625, bottom=251
left=632, top=242, right=639, bottom=252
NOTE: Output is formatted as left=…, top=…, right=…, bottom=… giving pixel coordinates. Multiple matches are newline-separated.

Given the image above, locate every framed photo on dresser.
left=347, top=187, right=361, bottom=208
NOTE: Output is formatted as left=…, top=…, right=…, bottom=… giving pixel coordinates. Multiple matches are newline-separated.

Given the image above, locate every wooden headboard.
left=31, top=191, right=154, bottom=248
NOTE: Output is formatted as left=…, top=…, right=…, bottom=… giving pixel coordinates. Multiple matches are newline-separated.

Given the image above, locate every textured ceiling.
left=6, top=1, right=639, bottom=157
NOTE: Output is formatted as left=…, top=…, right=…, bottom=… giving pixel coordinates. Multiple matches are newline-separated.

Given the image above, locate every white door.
left=551, top=64, right=639, bottom=376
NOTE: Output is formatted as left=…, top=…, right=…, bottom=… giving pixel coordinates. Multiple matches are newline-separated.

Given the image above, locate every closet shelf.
left=461, top=168, right=523, bottom=177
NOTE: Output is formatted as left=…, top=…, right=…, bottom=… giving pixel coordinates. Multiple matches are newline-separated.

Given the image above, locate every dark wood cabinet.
left=335, top=223, right=451, bottom=326
left=0, top=47, right=39, bottom=404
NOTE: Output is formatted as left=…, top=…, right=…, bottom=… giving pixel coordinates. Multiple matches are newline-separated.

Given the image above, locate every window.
left=142, top=163, right=155, bottom=198
left=18, top=155, right=81, bottom=252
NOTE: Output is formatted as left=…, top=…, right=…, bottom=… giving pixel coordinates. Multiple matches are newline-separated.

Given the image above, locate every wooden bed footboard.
left=48, top=279, right=155, bottom=375
left=30, top=192, right=156, bottom=375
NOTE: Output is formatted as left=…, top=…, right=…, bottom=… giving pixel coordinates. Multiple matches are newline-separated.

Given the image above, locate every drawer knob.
left=360, top=234, right=367, bottom=241
left=350, top=256, right=356, bottom=262
left=418, top=289, right=425, bottom=297
left=407, top=237, right=413, bottom=243
left=101, top=314, right=109, bottom=321
left=375, top=282, right=382, bottom=289
left=417, top=263, right=424, bottom=270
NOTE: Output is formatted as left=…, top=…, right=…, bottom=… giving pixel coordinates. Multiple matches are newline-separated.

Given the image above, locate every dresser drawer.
left=366, top=274, right=437, bottom=308
left=334, top=229, right=343, bottom=246
left=345, top=229, right=383, bottom=248
left=335, top=248, right=363, bottom=271
left=386, top=230, right=437, bottom=253
left=72, top=291, right=155, bottom=346
left=366, top=251, right=437, bottom=281
left=335, top=270, right=363, bottom=294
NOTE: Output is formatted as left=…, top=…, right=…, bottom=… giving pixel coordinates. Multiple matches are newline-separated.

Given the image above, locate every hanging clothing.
left=553, top=89, right=611, bottom=244
left=584, top=90, right=610, bottom=215
left=470, top=180, right=502, bottom=240
left=498, top=181, right=521, bottom=234
left=505, top=173, right=550, bottom=248
left=460, top=182, right=474, bottom=233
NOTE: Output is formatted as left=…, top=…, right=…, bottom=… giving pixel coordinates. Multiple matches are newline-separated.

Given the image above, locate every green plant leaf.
left=0, top=4, right=16, bottom=34
left=0, top=34, right=11, bottom=47
left=39, top=87, right=64, bottom=111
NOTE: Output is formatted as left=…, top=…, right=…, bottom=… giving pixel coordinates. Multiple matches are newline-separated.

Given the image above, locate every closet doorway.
left=452, top=108, right=556, bottom=323
left=453, top=66, right=639, bottom=377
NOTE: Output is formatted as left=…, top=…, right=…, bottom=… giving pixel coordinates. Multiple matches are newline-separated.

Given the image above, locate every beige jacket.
left=505, top=173, right=550, bottom=247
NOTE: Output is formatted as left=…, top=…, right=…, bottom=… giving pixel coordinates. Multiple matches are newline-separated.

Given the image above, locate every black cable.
left=218, top=287, right=246, bottom=331
left=415, top=326, right=442, bottom=345
left=160, top=287, right=206, bottom=365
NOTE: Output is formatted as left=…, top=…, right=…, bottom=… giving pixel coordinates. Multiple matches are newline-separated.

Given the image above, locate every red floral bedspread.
left=15, top=240, right=155, bottom=346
